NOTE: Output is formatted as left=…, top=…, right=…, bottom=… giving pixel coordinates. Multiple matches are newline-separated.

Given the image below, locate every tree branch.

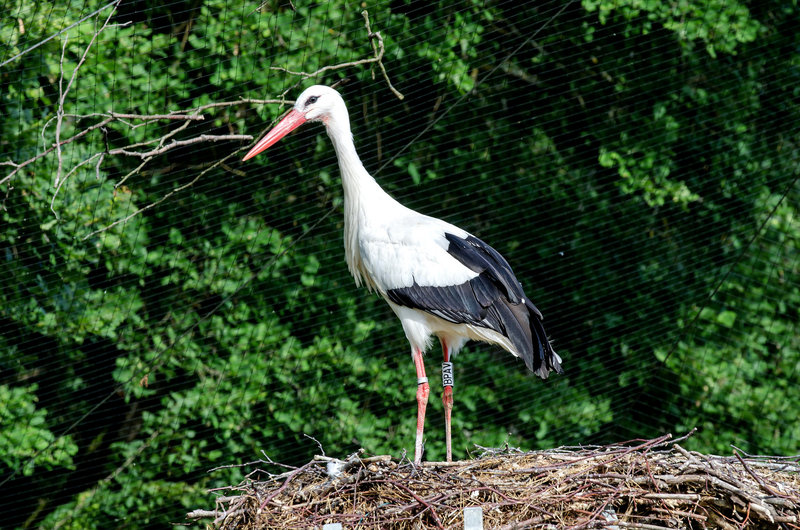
left=270, top=10, right=403, bottom=100
left=110, top=134, right=252, bottom=160
left=2, top=8, right=405, bottom=228
left=0, top=0, right=121, bottom=69
left=54, top=3, right=124, bottom=189
left=362, top=10, right=404, bottom=100
left=175, top=98, right=294, bottom=115
left=81, top=146, right=247, bottom=241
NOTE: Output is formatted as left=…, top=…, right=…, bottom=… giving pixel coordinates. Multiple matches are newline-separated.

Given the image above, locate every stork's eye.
left=305, top=95, right=319, bottom=106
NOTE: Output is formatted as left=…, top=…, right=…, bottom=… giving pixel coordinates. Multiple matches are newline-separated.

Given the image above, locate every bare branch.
left=3, top=8, right=404, bottom=226
left=303, top=434, right=325, bottom=457
left=109, top=112, right=205, bottom=121
left=1, top=117, right=113, bottom=188
left=54, top=3, right=121, bottom=189
left=0, top=0, right=121, bottom=69
left=186, top=509, right=217, bottom=519
left=362, top=10, right=404, bottom=100
left=269, top=10, right=403, bottom=100
left=110, top=134, right=252, bottom=160
left=51, top=152, right=104, bottom=216
left=1, top=111, right=243, bottom=196
left=82, top=146, right=247, bottom=241
left=95, top=152, right=105, bottom=180
left=55, top=33, right=69, bottom=188
left=174, top=98, right=294, bottom=115
left=110, top=133, right=251, bottom=190
left=111, top=117, right=197, bottom=189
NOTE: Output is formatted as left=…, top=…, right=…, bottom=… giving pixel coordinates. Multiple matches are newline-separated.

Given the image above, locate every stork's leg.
left=441, top=342, right=454, bottom=462
left=413, top=347, right=429, bottom=465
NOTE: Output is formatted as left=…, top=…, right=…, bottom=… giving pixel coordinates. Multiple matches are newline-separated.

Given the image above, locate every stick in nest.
left=186, top=434, right=800, bottom=529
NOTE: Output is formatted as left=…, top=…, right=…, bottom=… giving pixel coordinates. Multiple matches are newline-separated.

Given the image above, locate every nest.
left=187, top=434, right=800, bottom=529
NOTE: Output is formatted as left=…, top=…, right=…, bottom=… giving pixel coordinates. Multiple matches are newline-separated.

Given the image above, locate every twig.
left=668, top=427, right=697, bottom=446
left=207, top=459, right=276, bottom=474
left=733, top=450, right=790, bottom=501
left=614, top=522, right=673, bottom=530
left=312, top=455, right=392, bottom=465
left=54, top=2, right=122, bottom=190
left=186, top=509, right=217, bottom=519
left=495, top=516, right=546, bottom=530
left=651, top=506, right=707, bottom=521
left=1, top=116, right=110, bottom=188
left=269, top=10, right=403, bottom=101
left=310, top=467, right=368, bottom=501
left=304, top=434, right=325, bottom=456
left=213, top=508, right=247, bottom=525
left=384, top=480, right=445, bottom=529
left=109, top=112, right=205, bottom=121
left=641, top=492, right=701, bottom=501
left=109, top=134, right=251, bottom=159
left=361, top=10, right=404, bottom=100
left=111, top=115, right=197, bottom=188
left=674, top=443, right=703, bottom=473
left=51, top=152, right=104, bottom=214
left=0, top=0, right=121, bottom=68
left=2, top=106, right=243, bottom=207
left=47, top=4, right=126, bottom=216
left=421, top=460, right=464, bottom=467
left=55, top=34, right=69, bottom=192
left=257, top=464, right=310, bottom=512
left=174, top=98, right=294, bottom=115
left=82, top=145, right=246, bottom=240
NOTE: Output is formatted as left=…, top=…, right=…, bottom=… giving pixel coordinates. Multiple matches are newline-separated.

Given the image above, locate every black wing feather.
left=443, top=234, right=523, bottom=303
left=386, top=232, right=562, bottom=378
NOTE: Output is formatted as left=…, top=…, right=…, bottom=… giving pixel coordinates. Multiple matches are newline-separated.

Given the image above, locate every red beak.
left=242, top=109, right=307, bottom=161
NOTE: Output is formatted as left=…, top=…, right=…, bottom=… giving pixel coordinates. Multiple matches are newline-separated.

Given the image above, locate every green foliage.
left=598, top=145, right=699, bottom=207
left=1, top=0, right=798, bottom=527
left=0, top=384, right=78, bottom=476
left=582, top=0, right=761, bottom=56
left=658, top=194, right=800, bottom=455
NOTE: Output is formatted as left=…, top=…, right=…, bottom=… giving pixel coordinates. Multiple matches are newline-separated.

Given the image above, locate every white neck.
left=325, top=115, right=396, bottom=289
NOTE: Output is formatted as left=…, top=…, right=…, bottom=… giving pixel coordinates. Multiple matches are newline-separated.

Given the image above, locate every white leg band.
left=442, top=362, right=454, bottom=387
left=417, top=377, right=428, bottom=385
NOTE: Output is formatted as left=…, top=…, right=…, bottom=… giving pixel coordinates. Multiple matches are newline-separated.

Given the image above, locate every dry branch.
left=0, top=1, right=121, bottom=69
left=186, top=434, right=800, bottom=529
left=2, top=6, right=404, bottom=231
left=54, top=2, right=122, bottom=190
left=270, top=10, right=403, bottom=100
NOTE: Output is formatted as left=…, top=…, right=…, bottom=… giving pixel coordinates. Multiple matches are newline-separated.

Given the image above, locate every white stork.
left=243, top=85, right=562, bottom=464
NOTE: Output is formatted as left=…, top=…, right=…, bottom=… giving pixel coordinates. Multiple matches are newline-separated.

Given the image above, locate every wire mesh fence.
left=1, top=0, right=798, bottom=527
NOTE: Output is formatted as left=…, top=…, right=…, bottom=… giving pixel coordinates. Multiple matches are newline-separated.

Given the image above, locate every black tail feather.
left=529, top=307, right=562, bottom=379
left=496, top=297, right=562, bottom=379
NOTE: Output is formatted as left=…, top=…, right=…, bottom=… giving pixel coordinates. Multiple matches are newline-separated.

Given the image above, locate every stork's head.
left=294, top=85, right=346, bottom=123
left=243, top=85, right=347, bottom=161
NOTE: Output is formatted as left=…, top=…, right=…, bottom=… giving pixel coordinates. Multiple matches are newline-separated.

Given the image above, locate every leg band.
left=441, top=362, right=454, bottom=387
left=417, top=376, right=428, bottom=385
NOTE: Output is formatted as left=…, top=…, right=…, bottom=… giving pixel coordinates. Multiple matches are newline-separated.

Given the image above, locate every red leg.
left=412, top=348, right=429, bottom=465
left=441, top=342, right=454, bottom=462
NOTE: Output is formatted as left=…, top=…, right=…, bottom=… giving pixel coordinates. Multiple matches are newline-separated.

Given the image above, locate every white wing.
left=358, top=212, right=479, bottom=293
